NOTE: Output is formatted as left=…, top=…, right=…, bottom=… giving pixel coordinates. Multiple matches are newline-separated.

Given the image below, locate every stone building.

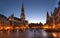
left=0, top=0, right=28, bottom=30
left=46, top=1, right=60, bottom=29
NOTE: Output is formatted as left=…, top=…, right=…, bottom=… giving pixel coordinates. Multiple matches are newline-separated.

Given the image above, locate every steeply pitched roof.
left=13, top=17, right=21, bottom=21
left=0, top=14, right=7, bottom=19
left=8, top=16, right=22, bottom=21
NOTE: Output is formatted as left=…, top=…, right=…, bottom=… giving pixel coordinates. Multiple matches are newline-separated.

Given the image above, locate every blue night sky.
left=0, top=0, right=59, bottom=24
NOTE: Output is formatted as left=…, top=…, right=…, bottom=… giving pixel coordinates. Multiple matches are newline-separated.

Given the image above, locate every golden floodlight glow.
left=0, top=27, right=3, bottom=30
left=4, top=26, right=12, bottom=30
left=53, top=25, right=55, bottom=29
left=5, top=27, right=10, bottom=30
left=15, top=27, right=20, bottom=30
left=52, top=33, right=57, bottom=37
left=43, top=25, right=48, bottom=29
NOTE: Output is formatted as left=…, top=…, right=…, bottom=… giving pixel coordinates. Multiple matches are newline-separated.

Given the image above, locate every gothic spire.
left=21, top=0, right=25, bottom=20
left=46, top=11, right=49, bottom=24
left=22, top=0, right=24, bottom=11
left=51, top=12, right=53, bottom=16
left=47, top=11, right=49, bottom=18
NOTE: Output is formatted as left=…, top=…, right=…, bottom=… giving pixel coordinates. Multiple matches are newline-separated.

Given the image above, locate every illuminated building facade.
left=0, top=0, right=28, bottom=30
left=46, top=1, right=60, bottom=29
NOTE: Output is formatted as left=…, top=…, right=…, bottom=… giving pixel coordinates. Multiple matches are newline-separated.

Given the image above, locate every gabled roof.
left=8, top=16, right=21, bottom=21
left=13, top=17, right=21, bottom=21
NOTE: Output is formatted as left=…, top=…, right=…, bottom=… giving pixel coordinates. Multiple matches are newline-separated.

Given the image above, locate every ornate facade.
left=0, top=0, right=28, bottom=30
left=46, top=1, right=60, bottom=29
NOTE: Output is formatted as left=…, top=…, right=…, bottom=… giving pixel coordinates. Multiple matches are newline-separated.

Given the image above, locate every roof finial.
left=22, top=0, right=24, bottom=8
left=47, top=11, right=49, bottom=18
